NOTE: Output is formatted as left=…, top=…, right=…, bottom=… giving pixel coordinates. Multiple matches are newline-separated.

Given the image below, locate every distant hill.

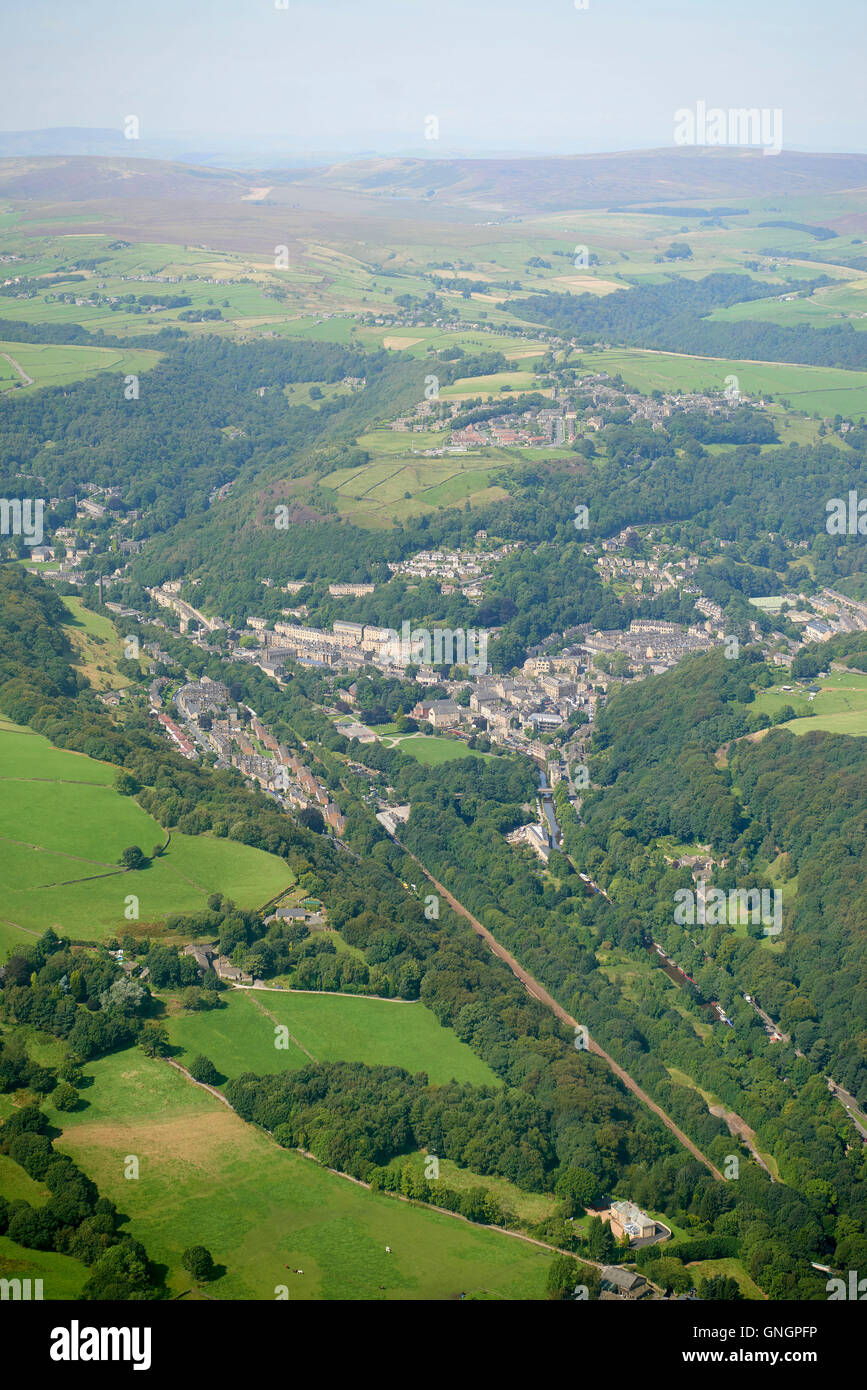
left=284, top=147, right=867, bottom=213
left=0, top=156, right=255, bottom=202
left=2, top=146, right=867, bottom=223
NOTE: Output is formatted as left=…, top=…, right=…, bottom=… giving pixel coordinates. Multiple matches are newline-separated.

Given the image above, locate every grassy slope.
left=46, top=1049, right=551, bottom=1300
left=165, top=988, right=498, bottom=1088
left=0, top=725, right=293, bottom=943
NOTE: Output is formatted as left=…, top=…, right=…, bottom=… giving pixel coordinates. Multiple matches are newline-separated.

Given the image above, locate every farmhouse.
left=600, top=1266, right=653, bottom=1300
left=182, top=943, right=215, bottom=974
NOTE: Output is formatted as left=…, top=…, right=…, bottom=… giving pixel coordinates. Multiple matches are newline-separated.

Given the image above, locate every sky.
left=2, top=0, right=865, bottom=158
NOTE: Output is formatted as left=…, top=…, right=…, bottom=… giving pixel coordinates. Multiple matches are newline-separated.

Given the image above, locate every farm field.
left=783, top=707, right=867, bottom=736
left=439, top=366, right=543, bottom=400
left=0, top=339, right=159, bottom=393
left=246, top=988, right=499, bottom=1085
left=166, top=989, right=311, bottom=1077
left=753, top=672, right=867, bottom=735
left=165, top=986, right=498, bottom=1086
left=574, top=347, right=867, bottom=419
left=0, top=724, right=293, bottom=944
left=318, top=441, right=512, bottom=526
left=0, top=1235, right=89, bottom=1300
left=47, top=1048, right=551, bottom=1300
left=708, top=274, right=867, bottom=332
left=0, top=1151, right=50, bottom=1206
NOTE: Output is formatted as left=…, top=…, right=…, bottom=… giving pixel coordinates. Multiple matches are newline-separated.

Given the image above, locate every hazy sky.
left=3, top=0, right=865, bottom=155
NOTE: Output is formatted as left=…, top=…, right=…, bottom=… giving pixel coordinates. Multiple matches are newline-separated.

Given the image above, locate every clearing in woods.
left=167, top=986, right=501, bottom=1087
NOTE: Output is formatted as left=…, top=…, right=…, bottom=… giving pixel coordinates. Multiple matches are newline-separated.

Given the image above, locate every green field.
left=752, top=672, right=867, bottom=736
left=0, top=725, right=293, bottom=945
left=382, top=733, right=492, bottom=764
left=575, top=346, right=867, bottom=419
left=46, top=1048, right=551, bottom=1300
left=166, top=988, right=497, bottom=1087
left=319, top=435, right=511, bottom=526
left=0, top=1235, right=88, bottom=1300
left=0, top=339, right=159, bottom=393
left=0, top=1151, right=50, bottom=1206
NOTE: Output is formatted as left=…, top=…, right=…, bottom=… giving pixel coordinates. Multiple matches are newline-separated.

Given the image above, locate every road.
left=827, top=1079, right=867, bottom=1141
left=394, top=835, right=723, bottom=1181
left=1, top=351, right=33, bottom=387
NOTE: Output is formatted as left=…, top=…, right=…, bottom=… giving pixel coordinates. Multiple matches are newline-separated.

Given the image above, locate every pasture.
left=47, top=1048, right=551, bottom=1300
left=0, top=339, right=159, bottom=393
left=165, top=985, right=497, bottom=1087
left=318, top=437, right=512, bottom=526
left=0, top=724, right=293, bottom=944
left=0, top=1236, right=88, bottom=1300
left=574, top=346, right=867, bottom=420
left=753, top=672, right=867, bottom=736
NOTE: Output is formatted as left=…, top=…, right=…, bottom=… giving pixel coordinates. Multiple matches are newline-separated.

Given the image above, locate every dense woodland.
left=510, top=271, right=867, bottom=372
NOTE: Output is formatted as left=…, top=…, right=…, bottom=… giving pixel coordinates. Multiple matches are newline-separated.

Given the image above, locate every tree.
left=188, top=1055, right=219, bottom=1086
left=555, top=1166, right=602, bottom=1214
left=120, top=845, right=148, bottom=870
left=698, top=1274, right=744, bottom=1300
left=182, top=1245, right=216, bottom=1282
left=82, top=1240, right=154, bottom=1300
left=586, top=1214, right=616, bottom=1262
left=53, top=1082, right=80, bottom=1112
left=650, top=1257, right=693, bottom=1294
left=546, top=1254, right=584, bottom=1300
left=138, top=1022, right=169, bottom=1058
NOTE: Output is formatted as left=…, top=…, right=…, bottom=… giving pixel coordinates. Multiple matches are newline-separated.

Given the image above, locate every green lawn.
left=46, top=1049, right=551, bottom=1300
left=382, top=734, right=491, bottom=764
